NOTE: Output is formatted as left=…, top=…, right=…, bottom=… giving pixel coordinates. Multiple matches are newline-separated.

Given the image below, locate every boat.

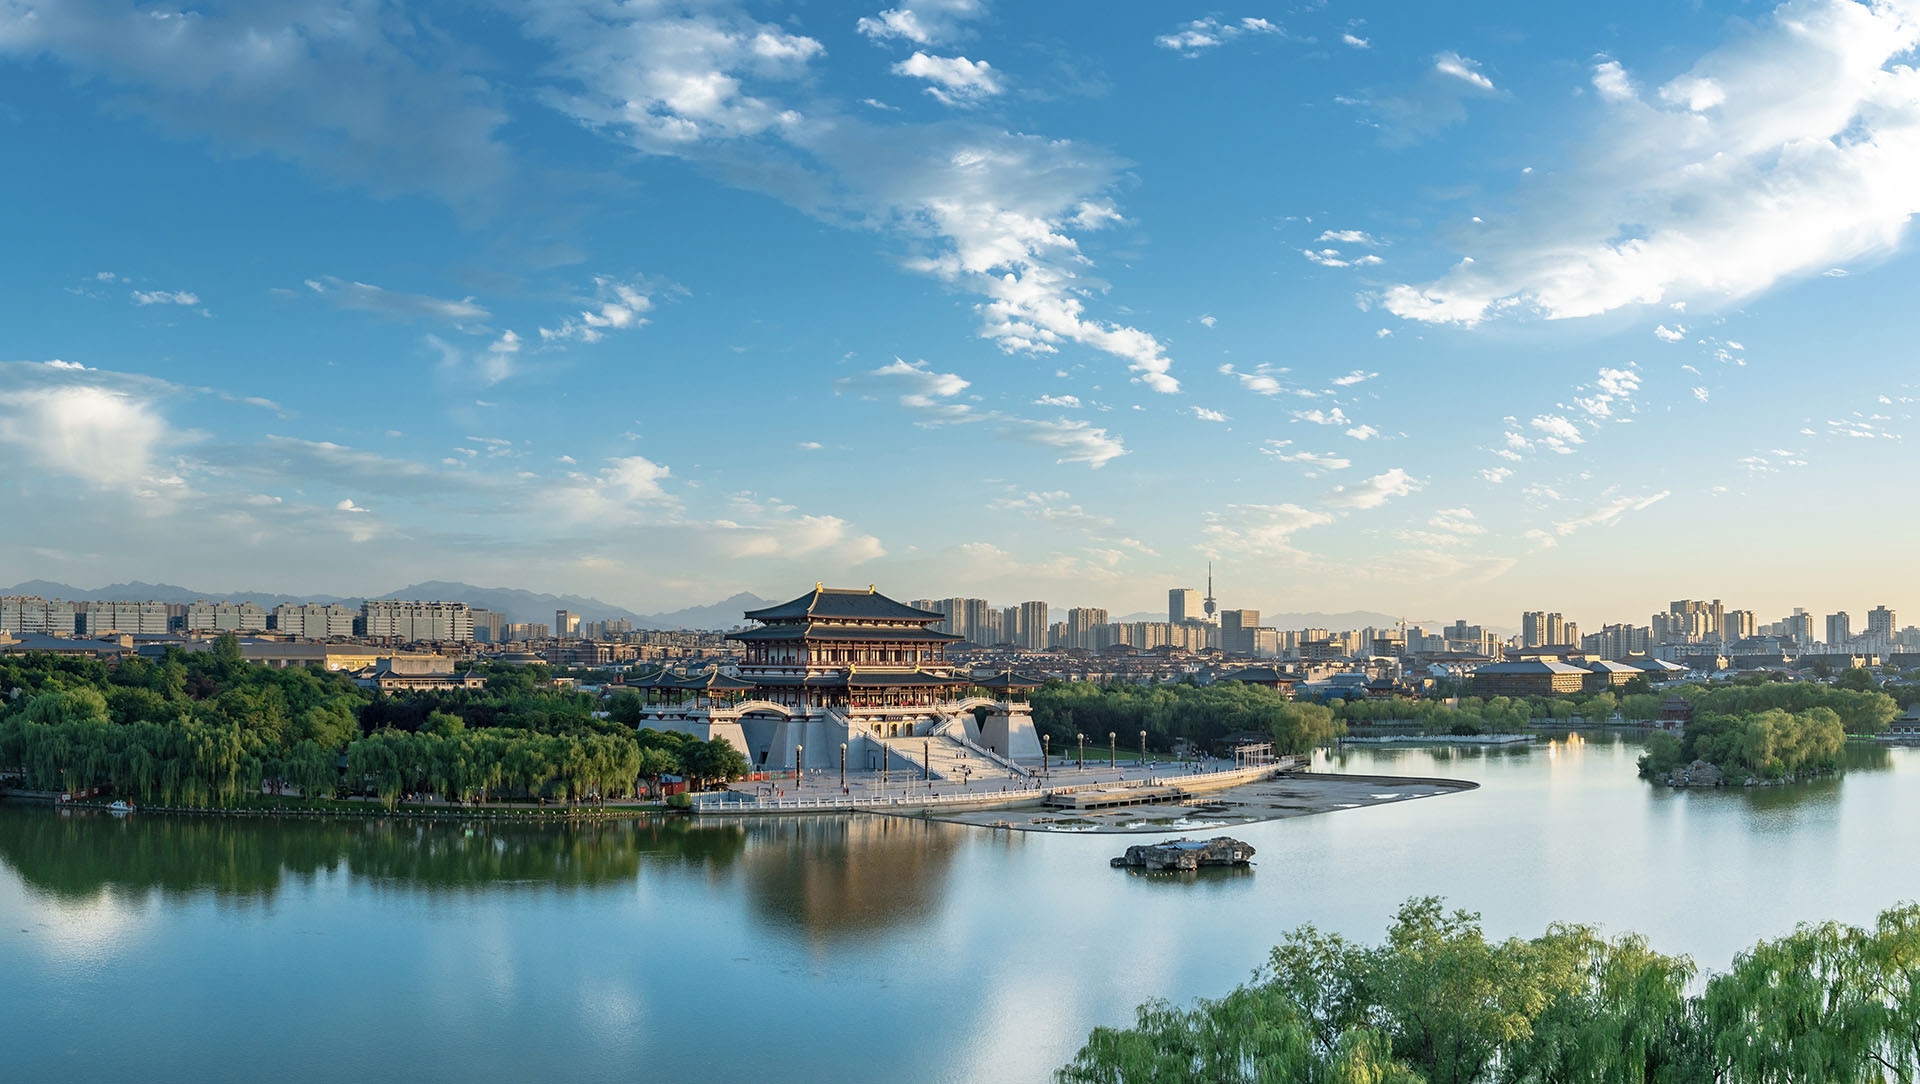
left=107, top=800, right=134, bottom=814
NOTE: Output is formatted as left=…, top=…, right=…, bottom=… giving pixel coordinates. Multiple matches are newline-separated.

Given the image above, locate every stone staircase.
left=878, top=734, right=1024, bottom=783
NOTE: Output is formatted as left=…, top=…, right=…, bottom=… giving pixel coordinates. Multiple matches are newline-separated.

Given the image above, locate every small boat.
left=106, top=800, right=134, bottom=814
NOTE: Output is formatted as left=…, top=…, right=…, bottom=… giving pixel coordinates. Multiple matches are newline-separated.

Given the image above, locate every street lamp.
left=796, top=744, right=804, bottom=790
left=1076, top=732, right=1085, bottom=770
left=924, top=738, right=932, bottom=783
left=1140, top=729, right=1147, bottom=767
left=1043, top=733, right=1051, bottom=777
left=1108, top=731, right=1116, bottom=770
left=840, top=742, right=847, bottom=791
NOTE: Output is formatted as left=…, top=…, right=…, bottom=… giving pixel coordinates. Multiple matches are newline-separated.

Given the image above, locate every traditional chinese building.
left=635, top=585, right=1044, bottom=778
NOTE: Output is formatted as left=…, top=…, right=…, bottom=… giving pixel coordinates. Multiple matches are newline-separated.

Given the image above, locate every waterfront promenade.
left=689, top=757, right=1295, bottom=815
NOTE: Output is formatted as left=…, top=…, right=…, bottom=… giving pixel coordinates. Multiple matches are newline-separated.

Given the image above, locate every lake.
left=6, top=733, right=1919, bottom=1083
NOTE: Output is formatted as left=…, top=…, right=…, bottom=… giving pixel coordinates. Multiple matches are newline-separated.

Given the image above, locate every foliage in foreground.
left=1060, top=897, right=1920, bottom=1084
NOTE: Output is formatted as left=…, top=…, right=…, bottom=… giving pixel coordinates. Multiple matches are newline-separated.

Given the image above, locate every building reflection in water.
left=735, top=814, right=966, bottom=944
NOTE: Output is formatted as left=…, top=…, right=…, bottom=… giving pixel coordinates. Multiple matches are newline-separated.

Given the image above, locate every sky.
left=1, top=0, right=1917, bottom=629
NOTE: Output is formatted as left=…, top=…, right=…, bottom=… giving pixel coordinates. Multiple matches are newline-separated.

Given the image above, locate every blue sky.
left=2, top=0, right=1916, bottom=627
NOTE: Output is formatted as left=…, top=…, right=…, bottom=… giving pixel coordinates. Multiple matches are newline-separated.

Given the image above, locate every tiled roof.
left=743, top=585, right=945, bottom=623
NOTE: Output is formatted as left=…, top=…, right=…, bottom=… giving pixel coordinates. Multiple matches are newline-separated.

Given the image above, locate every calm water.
left=6, top=734, right=1920, bottom=1083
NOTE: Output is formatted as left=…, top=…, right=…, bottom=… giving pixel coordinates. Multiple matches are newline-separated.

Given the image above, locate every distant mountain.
left=636, top=591, right=775, bottom=631
left=2, top=578, right=774, bottom=630
left=0, top=580, right=351, bottom=608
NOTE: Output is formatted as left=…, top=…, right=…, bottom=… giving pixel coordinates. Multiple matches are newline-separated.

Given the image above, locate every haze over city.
left=4, top=0, right=1917, bottom=620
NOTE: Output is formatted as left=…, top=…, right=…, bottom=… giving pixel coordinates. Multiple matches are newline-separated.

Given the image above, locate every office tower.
left=1827, top=612, right=1852, bottom=648
left=1726, top=610, right=1757, bottom=642
left=555, top=609, right=581, bottom=639
left=1868, top=606, right=1896, bottom=644
left=1220, top=609, right=1259, bottom=654
left=1169, top=587, right=1200, bottom=625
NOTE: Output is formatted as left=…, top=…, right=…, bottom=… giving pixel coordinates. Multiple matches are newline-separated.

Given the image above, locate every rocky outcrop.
left=1111, top=836, right=1255, bottom=871
left=1665, top=759, right=1726, bottom=787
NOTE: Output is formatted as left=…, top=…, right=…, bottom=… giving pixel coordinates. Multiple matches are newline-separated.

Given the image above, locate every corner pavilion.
left=633, top=585, right=1044, bottom=779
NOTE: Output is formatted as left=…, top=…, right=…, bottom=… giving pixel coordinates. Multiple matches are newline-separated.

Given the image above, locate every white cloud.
left=599, top=455, right=675, bottom=504
left=1653, top=324, right=1686, bottom=342
left=304, top=277, right=488, bottom=324
left=527, top=6, right=1181, bottom=395
left=989, top=490, right=1113, bottom=530
left=1479, top=466, right=1514, bottom=483
left=1428, top=507, right=1486, bottom=535
left=856, top=1, right=985, bottom=46
left=539, top=276, right=654, bottom=344
left=1261, top=441, right=1351, bottom=473
left=1325, top=467, right=1422, bottom=510
left=1199, top=314, right=1217, bottom=327
left=1693, top=386, right=1711, bottom=403
left=844, top=358, right=1126, bottom=466
left=1294, top=407, right=1351, bottom=426
left=0, top=2, right=511, bottom=206
left=1387, top=0, right=1920, bottom=326
left=1033, top=393, right=1082, bottom=408
left=893, top=52, right=1002, bottom=106
left=1220, top=363, right=1289, bottom=396
left=797, top=440, right=822, bottom=450
left=1199, top=502, right=1334, bottom=560
left=1318, top=229, right=1381, bottom=246
left=1345, top=424, right=1381, bottom=441
left=130, top=289, right=199, bottom=306
left=0, top=381, right=174, bottom=494
left=1190, top=406, right=1229, bottom=423
left=996, top=416, right=1127, bottom=468
left=1156, top=16, right=1283, bottom=55
left=1433, top=51, right=1496, bottom=92
left=1330, top=369, right=1379, bottom=386
left=1551, top=490, right=1670, bottom=536
left=1570, top=366, right=1641, bottom=419
left=1342, top=33, right=1371, bottom=49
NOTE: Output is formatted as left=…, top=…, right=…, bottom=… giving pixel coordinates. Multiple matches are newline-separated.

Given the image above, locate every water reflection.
left=0, top=807, right=746, bottom=901
left=737, top=814, right=965, bottom=943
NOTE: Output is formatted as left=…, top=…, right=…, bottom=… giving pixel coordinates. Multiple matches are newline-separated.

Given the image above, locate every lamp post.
left=840, top=742, right=847, bottom=791
left=796, top=744, right=804, bottom=790
left=1108, top=731, right=1116, bottom=770
left=1140, top=729, right=1147, bottom=768
left=1043, top=734, right=1051, bottom=777
left=924, top=738, right=932, bottom=783
left=1076, top=732, right=1085, bottom=770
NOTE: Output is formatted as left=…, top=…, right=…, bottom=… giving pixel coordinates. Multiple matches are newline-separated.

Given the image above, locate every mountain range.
left=0, top=580, right=776, bottom=630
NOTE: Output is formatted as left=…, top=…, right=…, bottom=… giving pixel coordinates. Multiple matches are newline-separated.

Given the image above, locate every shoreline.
left=1, top=790, right=671, bottom=823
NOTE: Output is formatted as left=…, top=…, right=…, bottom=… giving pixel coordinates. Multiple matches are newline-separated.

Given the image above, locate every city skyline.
left=4, top=1, right=1918, bottom=618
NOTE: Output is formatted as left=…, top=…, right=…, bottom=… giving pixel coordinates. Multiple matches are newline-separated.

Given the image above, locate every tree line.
left=1032, top=681, right=1345, bottom=757
left=1638, top=707, right=1848, bottom=783
left=1059, top=896, right=1920, bottom=1084
left=0, top=640, right=747, bottom=808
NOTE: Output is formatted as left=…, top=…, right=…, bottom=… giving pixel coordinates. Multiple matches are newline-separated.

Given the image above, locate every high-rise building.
left=1065, top=607, right=1108, bottom=651
left=1017, top=601, right=1049, bottom=650
left=1868, top=605, right=1896, bottom=643
left=471, top=608, right=508, bottom=643
left=555, top=609, right=581, bottom=639
left=1169, top=587, right=1200, bottom=625
left=362, top=600, right=474, bottom=642
left=1827, top=612, right=1852, bottom=648
left=185, top=601, right=268, bottom=633
left=80, top=599, right=171, bottom=636
left=1783, top=609, right=1814, bottom=649
left=1726, top=609, right=1758, bottom=642
left=270, top=603, right=355, bottom=640
left=1583, top=623, right=1652, bottom=659
left=1220, top=609, right=1259, bottom=654
left=3, top=596, right=79, bottom=635
left=1521, top=611, right=1567, bottom=647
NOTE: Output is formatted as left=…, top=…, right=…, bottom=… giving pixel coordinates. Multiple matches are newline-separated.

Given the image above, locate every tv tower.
left=1202, top=561, right=1217, bottom=622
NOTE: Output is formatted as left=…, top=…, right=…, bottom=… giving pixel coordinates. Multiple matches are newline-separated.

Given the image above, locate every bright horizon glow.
left=0, top=0, right=1916, bottom=631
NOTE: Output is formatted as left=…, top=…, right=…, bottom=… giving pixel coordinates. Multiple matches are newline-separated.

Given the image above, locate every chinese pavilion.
left=634, top=585, right=1043, bottom=777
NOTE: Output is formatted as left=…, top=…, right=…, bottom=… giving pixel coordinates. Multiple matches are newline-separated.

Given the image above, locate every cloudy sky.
left=2, top=0, right=1916, bottom=627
